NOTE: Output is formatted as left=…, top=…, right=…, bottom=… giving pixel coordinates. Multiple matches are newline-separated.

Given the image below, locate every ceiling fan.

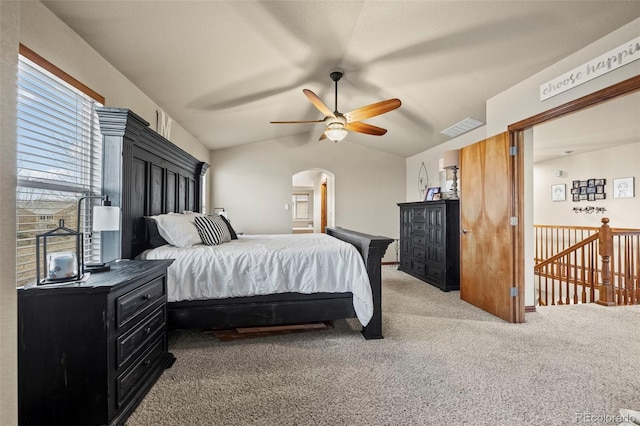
left=270, top=70, right=401, bottom=143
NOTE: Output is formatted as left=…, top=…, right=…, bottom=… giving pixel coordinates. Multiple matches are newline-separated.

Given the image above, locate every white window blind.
left=16, top=53, right=104, bottom=286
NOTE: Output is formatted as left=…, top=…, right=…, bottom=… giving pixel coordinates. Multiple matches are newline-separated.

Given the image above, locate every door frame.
left=320, top=179, right=327, bottom=233
left=508, top=75, right=640, bottom=319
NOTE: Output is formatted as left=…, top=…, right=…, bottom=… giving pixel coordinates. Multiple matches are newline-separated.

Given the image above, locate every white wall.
left=0, top=2, right=19, bottom=423
left=406, top=126, right=486, bottom=202
left=534, top=141, right=640, bottom=229
left=210, top=136, right=405, bottom=261
left=486, top=18, right=640, bottom=137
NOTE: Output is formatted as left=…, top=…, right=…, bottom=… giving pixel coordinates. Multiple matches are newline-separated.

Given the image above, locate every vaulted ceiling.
left=42, top=1, right=640, bottom=158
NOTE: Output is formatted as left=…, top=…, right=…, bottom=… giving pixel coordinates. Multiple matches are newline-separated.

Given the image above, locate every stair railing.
left=534, top=218, right=639, bottom=306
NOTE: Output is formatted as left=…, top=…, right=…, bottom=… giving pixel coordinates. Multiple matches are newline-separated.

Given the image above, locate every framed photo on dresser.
left=425, top=187, right=440, bottom=201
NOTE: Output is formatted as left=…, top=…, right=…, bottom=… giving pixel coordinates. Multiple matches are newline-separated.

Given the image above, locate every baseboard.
left=381, top=261, right=399, bottom=266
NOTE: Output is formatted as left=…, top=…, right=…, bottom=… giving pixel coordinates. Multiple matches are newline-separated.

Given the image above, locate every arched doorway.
left=291, top=169, right=335, bottom=234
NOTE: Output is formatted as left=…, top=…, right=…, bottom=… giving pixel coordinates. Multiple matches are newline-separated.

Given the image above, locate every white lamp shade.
left=443, top=149, right=460, bottom=169
left=92, top=206, right=120, bottom=231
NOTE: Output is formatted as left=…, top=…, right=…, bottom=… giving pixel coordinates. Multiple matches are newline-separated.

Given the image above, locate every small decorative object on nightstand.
left=35, top=219, right=82, bottom=285
left=18, top=259, right=175, bottom=426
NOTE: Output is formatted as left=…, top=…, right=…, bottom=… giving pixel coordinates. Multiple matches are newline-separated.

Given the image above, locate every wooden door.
left=321, top=180, right=327, bottom=233
left=460, top=132, right=522, bottom=322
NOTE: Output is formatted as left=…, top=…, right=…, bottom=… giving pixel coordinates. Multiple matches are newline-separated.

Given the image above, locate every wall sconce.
left=77, top=195, right=120, bottom=273
left=212, top=207, right=228, bottom=218
left=443, top=149, right=460, bottom=199
left=573, top=206, right=607, bottom=214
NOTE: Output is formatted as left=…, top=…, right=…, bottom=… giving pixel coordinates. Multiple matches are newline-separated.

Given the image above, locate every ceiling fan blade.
left=270, top=120, right=325, bottom=124
left=344, top=98, right=402, bottom=123
left=303, top=89, right=334, bottom=118
left=345, top=122, right=387, bottom=136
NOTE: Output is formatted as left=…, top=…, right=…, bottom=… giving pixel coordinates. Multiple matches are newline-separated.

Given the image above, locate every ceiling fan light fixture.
left=325, top=123, right=348, bottom=143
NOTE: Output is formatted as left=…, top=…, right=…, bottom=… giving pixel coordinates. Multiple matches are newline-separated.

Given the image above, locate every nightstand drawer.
left=117, top=276, right=165, bottom=328
left=117, top=335, right=165, bottom=407
left=117, top=307, right=165, bottom=369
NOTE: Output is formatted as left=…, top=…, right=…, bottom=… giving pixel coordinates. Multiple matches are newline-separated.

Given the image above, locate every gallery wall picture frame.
left=613, top=177, right=635, bottom=199
left=572, top=178, right=606, bottom=202
left=551, top=184, right=566, bottom=201
left=425, top=187, right=441, bottom=201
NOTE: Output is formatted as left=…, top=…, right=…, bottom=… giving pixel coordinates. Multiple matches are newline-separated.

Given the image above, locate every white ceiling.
left=533, top=90, right=640, bottom=163
left=42, top=1, right=640, bottom=158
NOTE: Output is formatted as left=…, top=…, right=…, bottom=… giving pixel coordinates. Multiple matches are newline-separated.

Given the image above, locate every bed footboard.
left=325, top=227, right=393, bottom=339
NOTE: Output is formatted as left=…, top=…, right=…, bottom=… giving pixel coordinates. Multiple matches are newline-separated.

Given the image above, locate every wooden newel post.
left=597, top=217, right=615, bottom=306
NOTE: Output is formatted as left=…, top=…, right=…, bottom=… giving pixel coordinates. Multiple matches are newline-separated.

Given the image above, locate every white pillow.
left=150, top=213, right=202, bottom=248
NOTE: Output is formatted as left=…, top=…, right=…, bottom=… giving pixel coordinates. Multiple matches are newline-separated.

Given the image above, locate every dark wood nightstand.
left=18, top=259, right=175, bottom=426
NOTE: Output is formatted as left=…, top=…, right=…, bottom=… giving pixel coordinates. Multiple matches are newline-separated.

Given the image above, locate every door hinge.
left=509, top=216, right=518, bottom=226
left=509, top=146, right=518, bottom=156
left=510, top=287, right=518, bottom=297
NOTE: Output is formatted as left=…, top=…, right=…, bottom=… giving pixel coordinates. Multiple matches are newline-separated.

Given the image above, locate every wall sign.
left=540, top=36, right=640, bottom=101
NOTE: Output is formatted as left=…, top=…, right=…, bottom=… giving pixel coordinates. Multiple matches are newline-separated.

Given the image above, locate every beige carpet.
left=126, top=266, right=640, bottom=426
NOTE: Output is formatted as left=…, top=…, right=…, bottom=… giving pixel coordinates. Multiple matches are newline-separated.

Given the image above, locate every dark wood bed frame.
left=96, top=107, right=392, bottom=339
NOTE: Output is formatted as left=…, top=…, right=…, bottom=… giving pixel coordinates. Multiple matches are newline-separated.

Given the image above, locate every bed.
left=96, top=107, right=392, bottom=339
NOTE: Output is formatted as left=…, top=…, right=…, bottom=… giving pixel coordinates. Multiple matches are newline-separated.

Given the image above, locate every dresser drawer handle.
left=144, top=359, right=151, bottom=367
left=145, top=327, right=152, bottom=334
left=142, top=294, right=152, bottom=301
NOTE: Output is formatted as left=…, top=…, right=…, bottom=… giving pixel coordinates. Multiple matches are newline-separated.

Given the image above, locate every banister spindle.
left=597, top=217, right=615, bottom=306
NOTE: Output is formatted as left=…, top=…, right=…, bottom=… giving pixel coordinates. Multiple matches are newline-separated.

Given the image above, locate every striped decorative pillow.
left=194, top=215, right=231, bottom=246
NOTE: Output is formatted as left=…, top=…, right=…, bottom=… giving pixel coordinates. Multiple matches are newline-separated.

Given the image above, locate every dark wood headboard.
left=96, top=108, right=209, bottom=260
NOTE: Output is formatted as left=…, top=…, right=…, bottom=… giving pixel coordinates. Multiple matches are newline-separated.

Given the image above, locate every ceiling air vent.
left=440, top=118, right=484, bottom=138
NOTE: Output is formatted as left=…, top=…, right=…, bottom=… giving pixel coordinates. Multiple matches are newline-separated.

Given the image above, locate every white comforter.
left=143, top=233, right=373, bottom=326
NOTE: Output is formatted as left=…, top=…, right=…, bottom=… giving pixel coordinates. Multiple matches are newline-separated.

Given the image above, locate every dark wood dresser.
left=18, top=259, right=175, bottom=426
left=398, top=200, right=460, bottom=291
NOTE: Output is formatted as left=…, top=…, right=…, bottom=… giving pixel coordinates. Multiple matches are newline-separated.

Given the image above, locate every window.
left=292, top=193, right=310, bottom=220
left=16, top=45, right=105, bottom=286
